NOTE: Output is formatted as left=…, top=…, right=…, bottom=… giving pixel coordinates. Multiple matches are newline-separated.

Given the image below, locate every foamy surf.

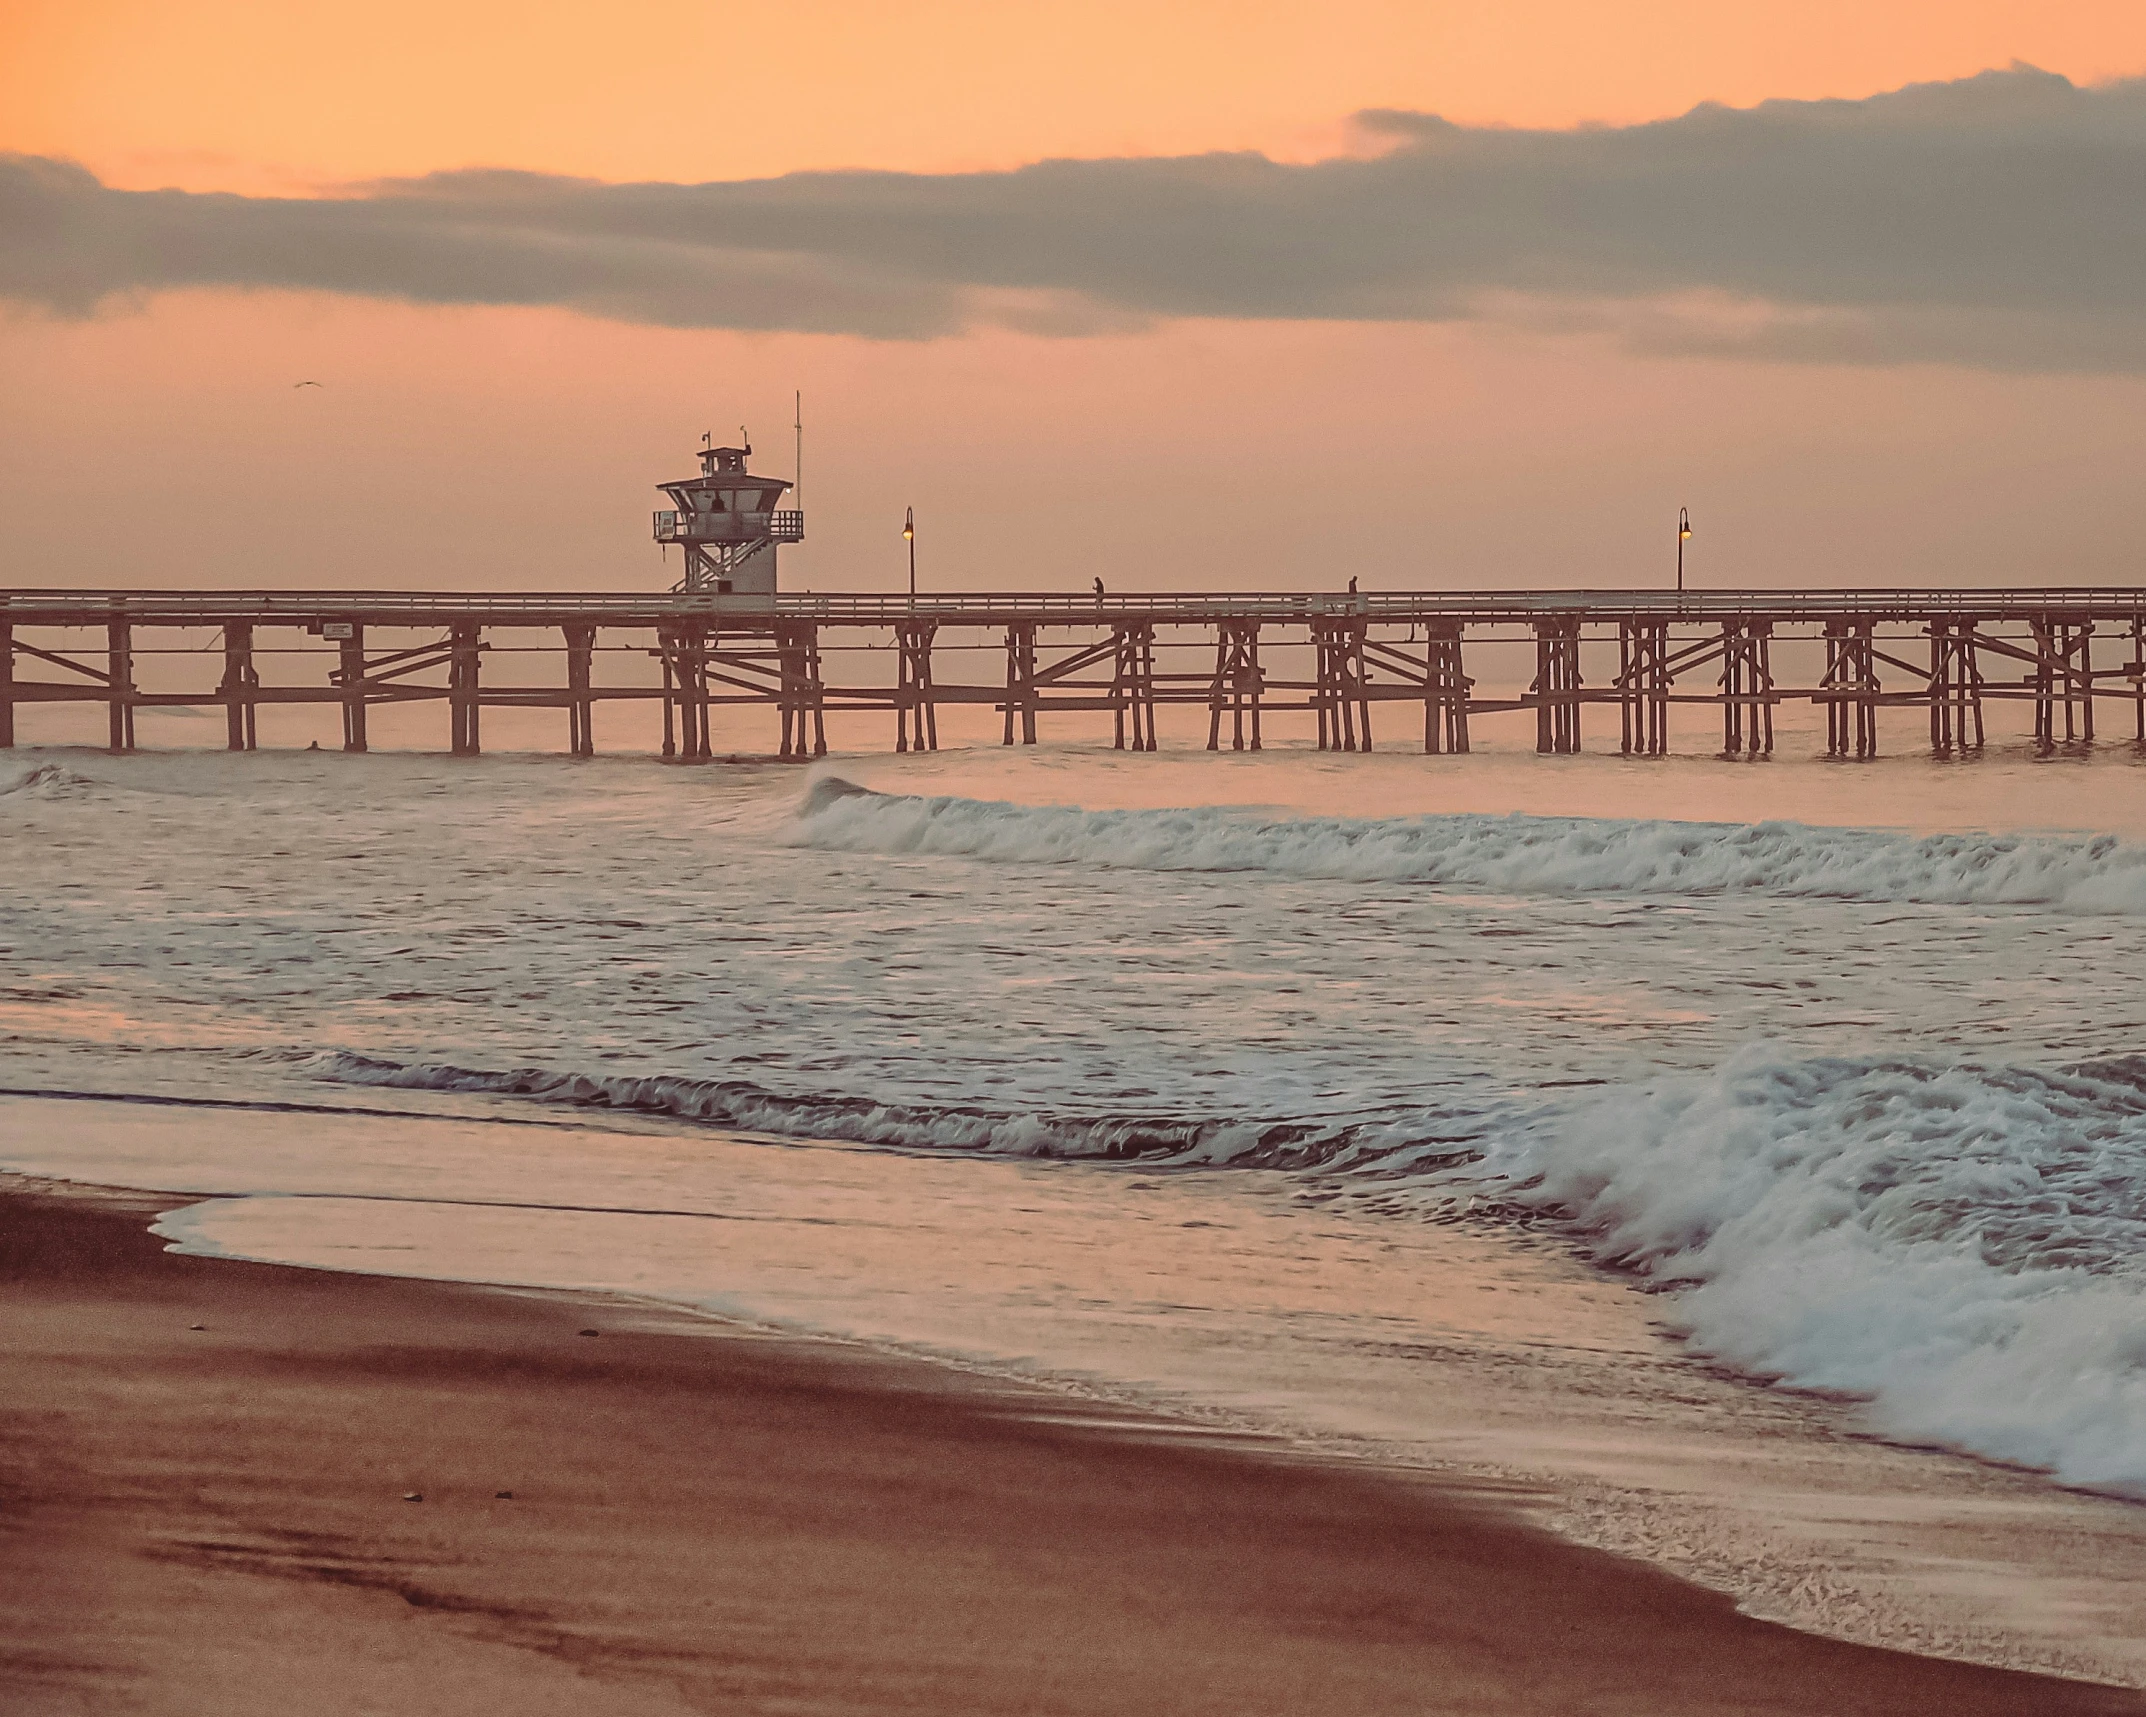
left=289, top=1034, right=2146, bottom=1498
left=0, top=761, right=98, bottom=799
left=1490, top=1048, right=2146, bottom=1496
left=793, top=776, right=2146, bottom=912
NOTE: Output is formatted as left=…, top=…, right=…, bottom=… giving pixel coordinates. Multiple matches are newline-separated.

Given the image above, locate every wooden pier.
left=4, top=588, right=2144, bottom=760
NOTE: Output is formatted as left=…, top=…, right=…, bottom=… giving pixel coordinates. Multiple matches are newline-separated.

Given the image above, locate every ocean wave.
left=1486, top=1046, right=2146, bottom=1494
left=792, top=776, right=2146, bottom=911
left=300, top=1037, right=2146, bottom=1494
left=0, top=762, right=99, bottom=799
left=293, top=1048, right=1487, bottom=1172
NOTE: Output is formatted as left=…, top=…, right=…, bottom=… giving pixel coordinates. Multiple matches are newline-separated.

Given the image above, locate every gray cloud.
left=5, top=65, right=2145, bottom=367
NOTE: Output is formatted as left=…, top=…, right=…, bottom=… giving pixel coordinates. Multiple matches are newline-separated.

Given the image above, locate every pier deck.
left=4, top=587, right=2142, bottom=759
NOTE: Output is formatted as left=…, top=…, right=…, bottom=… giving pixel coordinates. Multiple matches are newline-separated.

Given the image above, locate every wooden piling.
left=655, top=625, right=709, bottom=760
left=2030, top=617, right=2093, bottom=749
left=688, top=626, right=714, bottom=759
left=2134, top=614, right=2145, bottom=743
left=807, top=629, right=828, bottom=757
left=565, top=623, right=596, bottom=757
left=1207, top=621, right=1263, bottom=751
left=337, top=625, right=368, bottom=753
left=1421, top=623, right=1470, bottom=754
left=2031, top=619, right=2053, bottom=749
left=2075, top=623, right=2095, bottom=744
left=1111, top=624, right=1157, bottom=751
left=2070, top=624, right=2095, bottom=743
left=656, top=649, right=674, bottom=757
left=219, top=623, right=257, bottom=751
left=0, top=622, right=13, bottom=750
left=448, top=622, right=482, bottom=756
left=1617, top=621, right=1670, bottom=757
left=1315, top=621, right=1339, bottom=751
left=1312, top=618, right=1373, bottom=752
left=1531, top=620, right=1581, bottom=755
left=775, top=621, right=826, bottom=760
left=1719, top=622, right=1774, bottom=758
left=896, top=622, right=939, bottom=752
left=1002, top=623, right=1038, bottom=746
left=1822, top=620, right=1879, bottom=759
left=662, top=625, right=712, bottom=760
left=106, top=620, right=135, bottom=753
left=1926, top=621, right=1982, bottom=754
left=1355, top=623, right=1373, bottom=752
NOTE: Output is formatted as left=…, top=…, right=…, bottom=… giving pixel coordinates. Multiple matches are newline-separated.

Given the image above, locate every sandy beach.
left=13, top=6, right=2146, bottom=1706
left=4, top=1177, right=2140, bottom=1717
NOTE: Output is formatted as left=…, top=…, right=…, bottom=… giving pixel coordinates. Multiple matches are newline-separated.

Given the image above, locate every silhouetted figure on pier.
left=1093, top=577, right=1106, bottom=600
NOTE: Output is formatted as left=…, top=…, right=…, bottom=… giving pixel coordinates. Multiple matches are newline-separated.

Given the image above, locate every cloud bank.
left=5, top=66, right=2144, bottom=369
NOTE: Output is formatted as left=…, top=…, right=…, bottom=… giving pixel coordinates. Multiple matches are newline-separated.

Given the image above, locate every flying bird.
left=293, top=380, right=324, bottom=389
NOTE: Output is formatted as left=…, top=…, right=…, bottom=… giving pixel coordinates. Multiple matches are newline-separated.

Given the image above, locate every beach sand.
left=6, top=1178, right=2142, bottom=1717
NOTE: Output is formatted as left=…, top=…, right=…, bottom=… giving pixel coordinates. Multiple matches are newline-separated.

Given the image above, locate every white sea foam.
left=294, top=1048, right=1459, bottom=1169
left=0, top=761, right=97, bottom=799
left=793, top=776, right=2146, bottom=911
left=1485, top=1048, right=2146, bottom=1494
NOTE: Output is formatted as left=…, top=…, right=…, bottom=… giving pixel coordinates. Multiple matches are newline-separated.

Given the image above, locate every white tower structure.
left=653, top=439, right=803, bottom=594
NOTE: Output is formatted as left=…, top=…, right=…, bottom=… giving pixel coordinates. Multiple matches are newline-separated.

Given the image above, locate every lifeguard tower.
left=653, top=438, right=803, bottom=593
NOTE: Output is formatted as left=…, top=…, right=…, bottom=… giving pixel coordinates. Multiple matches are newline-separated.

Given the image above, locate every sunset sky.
left=5, top=1, right=2145, bottom=593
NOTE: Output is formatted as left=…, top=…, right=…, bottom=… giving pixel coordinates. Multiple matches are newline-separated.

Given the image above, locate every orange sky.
left=4, top=2, right=2145, bottom=595
left=8, top=1, right=2146, bottom=190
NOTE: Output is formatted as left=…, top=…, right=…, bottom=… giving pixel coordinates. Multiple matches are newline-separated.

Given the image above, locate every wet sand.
left=5, top=1179, right=2142, bottom=1717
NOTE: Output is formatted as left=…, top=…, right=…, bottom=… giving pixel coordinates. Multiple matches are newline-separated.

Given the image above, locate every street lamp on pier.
left=903, top=507, right=916, bottom=599
left=1677, top=508, right=1692, bottom=594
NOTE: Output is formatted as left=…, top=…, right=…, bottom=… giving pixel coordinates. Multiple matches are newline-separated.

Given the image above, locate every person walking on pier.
left=1094, top=577, right=1106, bottom=606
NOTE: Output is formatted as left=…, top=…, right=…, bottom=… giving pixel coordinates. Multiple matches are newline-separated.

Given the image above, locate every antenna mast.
left=793, top=391, right=804, bottom=514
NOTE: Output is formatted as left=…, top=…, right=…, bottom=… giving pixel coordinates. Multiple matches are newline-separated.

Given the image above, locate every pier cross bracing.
left=3, top=590, right=2144, bottom=761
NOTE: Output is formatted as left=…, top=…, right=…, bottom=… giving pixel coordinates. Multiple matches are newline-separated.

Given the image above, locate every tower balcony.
left=654, top=510, right=805, bottom=545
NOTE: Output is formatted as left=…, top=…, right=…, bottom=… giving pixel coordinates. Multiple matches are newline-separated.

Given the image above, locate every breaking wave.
left=0, top=762, right=99, bottom=799
left=1486, top=1046, right=2146, bottom=1495
left=793, top=777, right=2146, bottom=911
left=293, top=1048, right=1487, bottom=1171
left=300, top=1039, right=2146, bottom=1494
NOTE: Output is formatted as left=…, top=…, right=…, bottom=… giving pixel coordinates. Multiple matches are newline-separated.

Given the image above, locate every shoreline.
left=5, top=1177, right=2143, bottom=1715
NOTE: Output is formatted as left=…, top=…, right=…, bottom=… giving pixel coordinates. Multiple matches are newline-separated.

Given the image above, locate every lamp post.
left=1677, top=507, right=1692, bottom=594
left=903, top=507, right=916, bottom=600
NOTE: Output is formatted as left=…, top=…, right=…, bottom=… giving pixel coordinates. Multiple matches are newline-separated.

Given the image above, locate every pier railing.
left=7, top=586, right=2146, bottom=625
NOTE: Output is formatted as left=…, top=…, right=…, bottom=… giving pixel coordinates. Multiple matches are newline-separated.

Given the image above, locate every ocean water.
left=8, top=723, right=2146, bottom=1677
